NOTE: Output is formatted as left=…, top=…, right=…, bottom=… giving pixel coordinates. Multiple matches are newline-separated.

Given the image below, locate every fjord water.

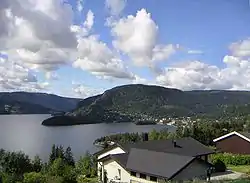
left=0, top=115, right=171, bottom=161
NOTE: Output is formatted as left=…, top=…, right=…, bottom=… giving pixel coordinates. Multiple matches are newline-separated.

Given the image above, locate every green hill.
left=42, top=84, right=250, bottom=126
left=0, top=92, right=81, bottom=114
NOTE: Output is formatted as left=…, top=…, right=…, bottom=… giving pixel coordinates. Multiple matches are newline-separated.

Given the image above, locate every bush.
left=23, top=172, right=46, bottom=183
left=213, top=159, right=226, bottom=172
left=211, top=153, right=250, bottom=166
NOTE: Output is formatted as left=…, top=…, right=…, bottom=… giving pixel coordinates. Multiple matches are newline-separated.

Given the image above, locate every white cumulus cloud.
left=84, top=10, right=94, bottom=31
left=77, top=0, right=84, bottom=12
left=72, top=82, right=103, bottom=98
left=111, top=9, right=177, bottom=68
left=73, top=35, right=134, bottom=80
left=229, top=38, right=250, bottom=58
left=105, top=0, right=126, bottom=16
left=156, top=55, right=250, bottom=91
left=0, top=55, right=49, bottom=92
left=0, top=0, right=78, bottom=73
left=111, top=9, right=158, bottom=67
left=152, top=44, right=177, bottom=62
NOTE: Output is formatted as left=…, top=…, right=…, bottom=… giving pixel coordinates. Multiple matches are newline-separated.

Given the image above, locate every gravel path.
left=211, top=170, right=245, bottom=180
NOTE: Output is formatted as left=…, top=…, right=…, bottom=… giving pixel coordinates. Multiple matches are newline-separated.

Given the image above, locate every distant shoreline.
left=41, top=116, right=102, bottom=126
left=41, top=116, right=161, bottom=126
left=0, top=113, right=51, bottom=115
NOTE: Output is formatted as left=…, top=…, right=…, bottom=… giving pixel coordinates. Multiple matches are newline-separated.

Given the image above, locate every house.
left=95, top=136, right=215, bottom=183
left=213, top=131, right=250, bottom=154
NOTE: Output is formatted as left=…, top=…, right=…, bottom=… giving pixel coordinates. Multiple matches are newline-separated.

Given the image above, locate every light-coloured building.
left=95, top=137, right=215, bottom=183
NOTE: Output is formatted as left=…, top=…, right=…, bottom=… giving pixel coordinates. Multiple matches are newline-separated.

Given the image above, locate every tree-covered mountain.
left=42, top=84, right=250, bottom=126
left=0, top=92, right=81, bottom=114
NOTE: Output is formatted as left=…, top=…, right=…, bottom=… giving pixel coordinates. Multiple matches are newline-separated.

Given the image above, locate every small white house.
left=95, top=137, right=215, bottom=183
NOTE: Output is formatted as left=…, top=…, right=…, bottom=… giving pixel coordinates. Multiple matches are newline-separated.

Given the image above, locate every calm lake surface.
left=0, top=115, right=173, bottom=160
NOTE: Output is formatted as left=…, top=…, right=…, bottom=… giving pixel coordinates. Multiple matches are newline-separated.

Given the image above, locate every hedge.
left=211, top=153, right=250, bottom=166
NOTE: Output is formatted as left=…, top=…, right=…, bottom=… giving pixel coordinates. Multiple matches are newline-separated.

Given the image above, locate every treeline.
left=94, top=119, right=248, bottom=146
left=0, top=145, right=97, bottom=183
left=174, top=119, right=248, bottom=145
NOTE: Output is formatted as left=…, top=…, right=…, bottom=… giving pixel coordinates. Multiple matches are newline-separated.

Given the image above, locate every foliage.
left=23, top=172, right=46, bottom=183
left=41, top=84, right=250, bottom=126
left=149, top=129, right=174, bottom=140
left=94, top=119, right=246, bottom=147
left=49, top=144, right=56, bottom=164
left=48, top=158, right=77, bottom=183
left=48, top=158, right=67, bottom=177
left=211, top=153, right=250, bottom=166
left=75, top=152, right=97, bottom=178
left=213, top=159, right=226, bottom=172
left=32, top=155, right=43, bottom=172
left=65, top=146, right=75, bottom=166
left=94, top=132, right=142, bottom=145
left=69, top=84, right=250, bottom=124
left=44, top=176, right=64, bottom=183
left=49, top=144, right=75, bottom=166
left=76, top=176, right=98, bottom=183
left=0, top=146, right=97, bottom=183
left=0, top=150, right=33, bottom=176
left=1, top=172, right=22, bottom=183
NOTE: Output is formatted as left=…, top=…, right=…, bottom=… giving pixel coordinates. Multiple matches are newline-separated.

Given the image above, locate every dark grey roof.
left=126, top=148, right=195, bottom=179
left=97, top=137, right=214, bottom=180
left=112, top=153, right=128, bottom=168
left=240, top=132, right=250, bottom=140
left=122, top=137, right=214, bottom=157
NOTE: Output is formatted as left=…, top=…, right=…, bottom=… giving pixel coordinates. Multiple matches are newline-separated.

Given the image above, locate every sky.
left=0, top=0, right=250, bottom=98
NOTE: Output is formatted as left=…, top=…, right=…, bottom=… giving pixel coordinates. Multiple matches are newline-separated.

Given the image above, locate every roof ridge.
left=129, top=147, right=194, bottom=158
left=213, top=131, right=250, bottom=143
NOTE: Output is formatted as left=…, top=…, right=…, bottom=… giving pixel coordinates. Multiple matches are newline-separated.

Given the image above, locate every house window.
left=150, top=176, right=157, bottom=182
left=130, top=171, right=136, bottom=177
left=140, top=173, right=146, bottom=179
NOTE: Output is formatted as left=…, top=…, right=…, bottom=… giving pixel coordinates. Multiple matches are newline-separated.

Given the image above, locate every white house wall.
left=103, top=159, right=130, bottom=183
left=130, top=172, right=162, bottom=183
left=97, top=147, right=126, bottom=180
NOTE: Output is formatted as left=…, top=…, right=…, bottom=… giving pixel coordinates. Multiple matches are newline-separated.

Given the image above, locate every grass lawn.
left=228, top=165, right=250, bottom=174
left=230, top=179, right=250, bottom=183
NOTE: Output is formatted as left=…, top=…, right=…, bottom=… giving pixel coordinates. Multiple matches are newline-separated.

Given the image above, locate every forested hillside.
left=43, top=84, right=250, bottom=126
left=0, top=92, right=81, bottom=114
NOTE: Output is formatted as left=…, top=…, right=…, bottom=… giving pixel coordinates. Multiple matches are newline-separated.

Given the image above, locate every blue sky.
left=0, top=0, right=250, bottom=98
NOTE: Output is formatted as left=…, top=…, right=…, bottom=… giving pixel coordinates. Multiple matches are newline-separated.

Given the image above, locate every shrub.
left=23, top=172, right=46, bottom=183
left=213, top=159, right=226, bottom=172
left=211, top=153, right=250, bottom=166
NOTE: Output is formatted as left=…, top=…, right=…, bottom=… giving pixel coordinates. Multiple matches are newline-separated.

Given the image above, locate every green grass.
left=170, top=178, right=250, bottom=183
left=228, top=165, right=250, bottom=173
left=230, top=179, right=250, bottom=183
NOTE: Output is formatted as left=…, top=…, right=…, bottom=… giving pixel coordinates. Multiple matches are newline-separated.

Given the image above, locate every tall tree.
left=49, top=144, right=56, bottom=164
left=32, top=155, right=42, bottom=172
left=65, top=146, right=75, bottom=166
left=57, top=145, right=65, bottom=159
left=75, top=152, right=93, bottom=178
left=1, top=151, right=32, bottom=176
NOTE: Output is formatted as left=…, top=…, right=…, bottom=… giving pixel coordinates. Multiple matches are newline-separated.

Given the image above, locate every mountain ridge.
left=0, top=92, right=82, bottom=114
left=42, top=84, right=250, bottom=126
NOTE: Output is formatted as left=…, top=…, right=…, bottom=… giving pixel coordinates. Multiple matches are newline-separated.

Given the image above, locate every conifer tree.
left=49, top=144, right=56, bottom=164
left=65, top=146, right=75, bottom=166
